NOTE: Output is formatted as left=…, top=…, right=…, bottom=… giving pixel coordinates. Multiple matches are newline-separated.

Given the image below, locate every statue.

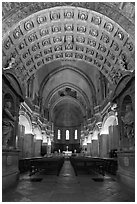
left=2, top=101, right=16, bottom=148
left=121, top=104, right=134, bottom=140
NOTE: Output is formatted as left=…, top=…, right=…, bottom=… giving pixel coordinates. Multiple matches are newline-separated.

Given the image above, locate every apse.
left=52, top=100, right=83, bottom=152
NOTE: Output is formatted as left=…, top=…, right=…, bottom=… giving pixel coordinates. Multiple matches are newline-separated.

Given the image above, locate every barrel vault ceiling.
left=2, top=2, right=135, bottom=125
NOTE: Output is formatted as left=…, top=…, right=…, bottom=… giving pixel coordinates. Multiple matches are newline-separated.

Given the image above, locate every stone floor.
left=2, top=160, right=135, bottom=202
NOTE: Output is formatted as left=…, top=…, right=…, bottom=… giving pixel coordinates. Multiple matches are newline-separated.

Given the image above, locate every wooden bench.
left=70, top=156, right=105, bottom=176
left=19, top=157, right=43, bottom=173
left=70, top=156, right=117, bottom=176
left=19, top=156, right=64, bottom=176
left=29, top=156, right=64, bottom=176
left=102, top=157, right=117, bottom=175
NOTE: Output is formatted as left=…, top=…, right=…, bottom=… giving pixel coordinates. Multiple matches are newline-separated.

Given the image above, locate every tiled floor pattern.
left=2, top=160, right=135, bottom=202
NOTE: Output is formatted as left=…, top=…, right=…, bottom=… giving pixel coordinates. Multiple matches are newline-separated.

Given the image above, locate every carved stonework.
left=2, top=95, right=16, bottom=148
left=112, top=74, right=135, bottom=151
left=2, top=73, right=24, bottom=149
left=2, top=5, right=135, bottom=86
left=120, top=94, right=134, bottom=150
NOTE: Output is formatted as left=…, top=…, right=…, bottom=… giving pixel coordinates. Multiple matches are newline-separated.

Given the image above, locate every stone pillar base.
left=2, top=149, right=20, bottom=190
left=117, top=150, right=135, bottom=190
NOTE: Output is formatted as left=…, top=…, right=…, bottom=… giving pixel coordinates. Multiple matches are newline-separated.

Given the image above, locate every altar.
left=62, top=146, right=72, bottom=157
left=63, top=151, right=72, bottom=157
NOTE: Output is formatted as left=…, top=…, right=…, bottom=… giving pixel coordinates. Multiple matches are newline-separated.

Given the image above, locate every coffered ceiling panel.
left=2, top=6, right=135, bottom=86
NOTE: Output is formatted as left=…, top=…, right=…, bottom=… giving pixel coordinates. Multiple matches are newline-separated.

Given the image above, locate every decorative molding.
left=2, top=5, right=135, bottom=86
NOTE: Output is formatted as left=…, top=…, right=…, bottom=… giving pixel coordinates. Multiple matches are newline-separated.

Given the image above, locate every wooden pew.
left=29, top=156, right=64, bottom=176
left=70, top=156, right=105, bottom=176
left=19, top=157, right=43, bottom=173
left=102, top=157, right=117, bottom=175
left=70, top=156, right=117, bottom=176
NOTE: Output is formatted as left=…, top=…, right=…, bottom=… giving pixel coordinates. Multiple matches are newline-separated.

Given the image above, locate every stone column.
left=87, top=134, right=92, bottom=155
left=91, top=140, right=99, bottom=157
left=99, top=134, right=109, bottom=158
left=34, top=139, right=42, bottom=157
left=23, top=134, right=34, bottom=158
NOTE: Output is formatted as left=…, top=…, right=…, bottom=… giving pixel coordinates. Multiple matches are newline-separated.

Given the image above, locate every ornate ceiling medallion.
left=42, top=38, right=51, bottom=46
left=64, top=24, right=74, bottom=32
left=65, top=52, right=73, bottom=58
left=27, top=32, right=38, bottom=43
left=44, top=47, right=52, bottom=55
left=78, top=11, right=88, bottom=21
left=24, top=20, right=34, bottom=31
left=39, top=28, right=49, bottom=37
left=64, top=10, right=74, bottom=19
left=53, top=36, right=62, bottom=43
left=65, top=43, right=73, bottom=50
left=76, top=36, right=85, bottom=43
left=77, top=25, right=86, bottom=33
left=104, top=22, right=114, bottom=33
left=50, top=11, right=60, bottom=21
left=4, top=36, right=12, bottom=50
left=13, top=26, right=23, bottom=39
left=115, top=28, right=124, bottom=41
left=86, top=48, right=95, bottom=56
left=65, top=35, right=74, bottom=43
left=91, top=15, right=101, bottom=25
left=31, top=43, right=40, bottom=52
left=37, top=15, right=47, bottom=24
left=89, top=28, right=98, bottom=37
left=87, top=39, right=96, bottom=47
left=18, top=40, right=27, bottom=51
left=52, top=25, right=61, bottom=33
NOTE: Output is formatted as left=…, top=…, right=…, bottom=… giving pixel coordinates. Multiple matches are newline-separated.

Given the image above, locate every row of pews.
left=19, top=156, right=64, bottom=176
left=70, top=156, right=117, bottom=176
left=19, top=155, right=117, bottom=177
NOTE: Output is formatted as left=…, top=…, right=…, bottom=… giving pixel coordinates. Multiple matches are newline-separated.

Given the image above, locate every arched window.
left=66, top=130, right=69, bottom=140
left=75, top=129, right=77, bottom=140
left=58, top=129, right=61, bottom=140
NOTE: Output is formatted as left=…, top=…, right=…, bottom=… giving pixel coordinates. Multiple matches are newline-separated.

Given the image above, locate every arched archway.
left=19, top=114, right=32, bottom=134
left=100, top=114, right=118, bottom=135
left=99, top=113, right=119, bottom=158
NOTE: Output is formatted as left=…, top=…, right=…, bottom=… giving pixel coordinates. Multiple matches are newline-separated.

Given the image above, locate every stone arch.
left=19, top=113, right=32, bottom=134
left=2, top=5, right=134, bottom=86
left=50, top=96, right=85, bottom=123
left=33, top=125, right=42, bottom=140
left=39, top=65, right=97, bottom=106
left=41, top=67, right=96, bottom=109
left=45, top=82, right=91, bottom=110
left=100, top=112, right=118, bottom=135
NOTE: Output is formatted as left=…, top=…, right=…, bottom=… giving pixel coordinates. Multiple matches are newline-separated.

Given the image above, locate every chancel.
left=2, top=2, right=135, bottom=202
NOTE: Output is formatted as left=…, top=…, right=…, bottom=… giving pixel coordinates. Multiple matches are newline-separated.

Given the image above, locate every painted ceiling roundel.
left=2, top=5, right=135, bottom=85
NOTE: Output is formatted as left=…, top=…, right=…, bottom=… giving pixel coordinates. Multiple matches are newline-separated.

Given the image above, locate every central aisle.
left=2, top=159, right=135, bottom=202
left=59, top=159, right=76, bottom=177
left=50, top=160, right=85, bottom=202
